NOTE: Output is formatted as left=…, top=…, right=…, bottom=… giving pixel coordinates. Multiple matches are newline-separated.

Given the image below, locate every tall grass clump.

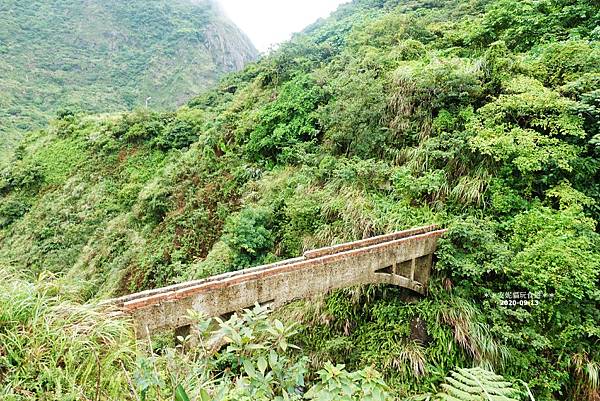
left=0, top=269, right=136, bottom=400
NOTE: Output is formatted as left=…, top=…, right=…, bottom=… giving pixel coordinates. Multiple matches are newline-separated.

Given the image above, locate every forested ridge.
left=0, top=0, right=598, bottom=400
left=0, top=0, right=257, bottom=163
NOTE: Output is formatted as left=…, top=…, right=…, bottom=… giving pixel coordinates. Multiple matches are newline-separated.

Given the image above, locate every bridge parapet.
left=110, top=225, right=446, bottom=336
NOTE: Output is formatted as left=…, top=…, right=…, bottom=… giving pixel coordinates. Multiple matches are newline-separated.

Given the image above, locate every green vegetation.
left=436, top=367, right=523, bottom=401
left=0, top=0, right=257, bottom=162
left=0, top=0, right=598, bottom=399
left=0, top=283, right=391, bottom=401
left=0, top=271, right=135, bottom=398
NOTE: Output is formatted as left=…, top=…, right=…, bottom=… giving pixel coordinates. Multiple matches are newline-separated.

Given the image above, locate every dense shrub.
left=223, top=206, right=275, bottom=268
left=153, top=109, right=204, bottom=150
left=437, top=206, right=600, bottom=398
left=0, top=196, right=30, bottom=228
left=244, top=74, right=327, bottom=163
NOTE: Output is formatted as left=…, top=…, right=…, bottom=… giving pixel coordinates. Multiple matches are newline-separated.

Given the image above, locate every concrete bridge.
left=111, top=225, right=446, bottom=336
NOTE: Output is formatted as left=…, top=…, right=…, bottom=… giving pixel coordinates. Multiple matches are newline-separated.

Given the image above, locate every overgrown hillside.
left=0, top=0, right=257, bottom=162
left=1, top=0, right=599, bottom=400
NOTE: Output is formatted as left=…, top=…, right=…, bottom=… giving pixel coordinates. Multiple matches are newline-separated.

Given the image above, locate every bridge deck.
left=110, top=225, right=446, bottom=336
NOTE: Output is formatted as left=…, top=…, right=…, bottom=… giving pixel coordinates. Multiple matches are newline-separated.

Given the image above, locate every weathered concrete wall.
left=110, top=225, right=446, bottom=336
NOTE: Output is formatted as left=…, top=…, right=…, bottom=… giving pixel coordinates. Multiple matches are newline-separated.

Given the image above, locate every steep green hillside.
left=1, top=0, right=599, bottom=400
left=0, top=0, right=257, bottom=161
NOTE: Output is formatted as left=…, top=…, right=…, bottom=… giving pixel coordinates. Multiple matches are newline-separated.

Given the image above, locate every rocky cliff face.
left=192, top=0, right=259, bottom=71
left=204, top=19, right=258, bottom=72
left=0, top=0, right=258, bottom=161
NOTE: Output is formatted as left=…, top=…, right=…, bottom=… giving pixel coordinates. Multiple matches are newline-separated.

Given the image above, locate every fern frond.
left=436, top=367, right=522, bottom=401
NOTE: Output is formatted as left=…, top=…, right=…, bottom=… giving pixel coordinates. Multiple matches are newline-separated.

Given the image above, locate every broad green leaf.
left=199, top=388, right=211, bottom=401
left=243, top=358, right=257, bottom=378
left=257, top=356, right=268, bottom=375
left=174, top=384, right=191, bottom=401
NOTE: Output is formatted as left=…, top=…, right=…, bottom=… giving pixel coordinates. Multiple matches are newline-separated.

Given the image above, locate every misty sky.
left=218, top=0, right=350, bottom=52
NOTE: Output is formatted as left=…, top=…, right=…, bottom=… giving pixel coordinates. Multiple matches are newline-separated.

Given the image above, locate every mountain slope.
left=0, top=0, right=599, bottom=399
left=0, top=0, right=257, bottom=160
